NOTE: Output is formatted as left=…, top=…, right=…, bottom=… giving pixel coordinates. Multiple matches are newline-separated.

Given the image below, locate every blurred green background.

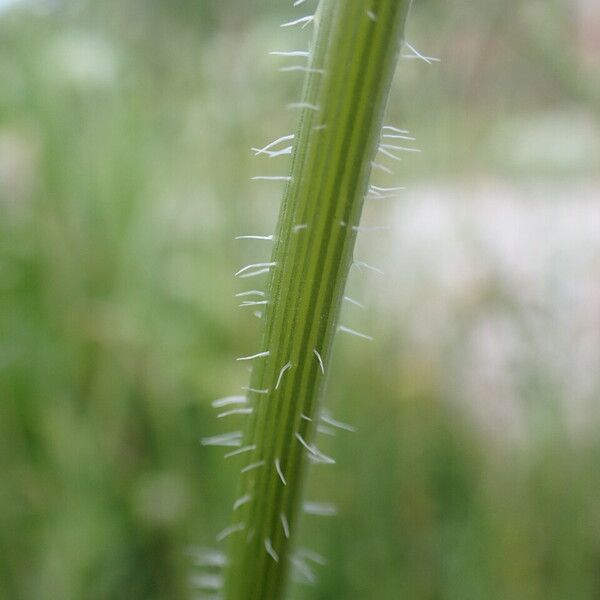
left=1, top=0, right=600, bottom=598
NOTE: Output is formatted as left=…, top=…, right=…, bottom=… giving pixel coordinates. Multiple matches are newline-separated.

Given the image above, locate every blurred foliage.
left=0, top=0, right=599, bottom=598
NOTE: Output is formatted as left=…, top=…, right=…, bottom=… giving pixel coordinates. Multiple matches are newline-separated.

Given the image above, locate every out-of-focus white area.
left=45, top=31, right=119, bottom=87
left=0, top=0, right=54, bottom=16
left=372, top=180, right=600, bottom=441
left=0, top=0, right=22, bottom=12
left=492, top=110, right=600, bottom=172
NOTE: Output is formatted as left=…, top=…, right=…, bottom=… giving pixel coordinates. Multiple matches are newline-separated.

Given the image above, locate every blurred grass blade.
left=225, top=1, right=412, bottom=598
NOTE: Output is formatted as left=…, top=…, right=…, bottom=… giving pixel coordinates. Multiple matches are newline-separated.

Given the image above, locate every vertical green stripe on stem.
left=225, top=1, right=412, bottom=599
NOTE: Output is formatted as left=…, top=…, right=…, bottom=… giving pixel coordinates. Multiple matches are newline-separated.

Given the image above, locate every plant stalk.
left=225, top=1, right=412, bottom=598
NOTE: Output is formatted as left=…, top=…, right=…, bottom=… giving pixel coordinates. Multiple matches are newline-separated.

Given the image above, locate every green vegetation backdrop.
left=1, top=0, right=599, bottom=598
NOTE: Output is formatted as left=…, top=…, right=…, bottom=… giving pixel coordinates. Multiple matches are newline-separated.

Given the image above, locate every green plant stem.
left=225, top=1, right=412, bottom=598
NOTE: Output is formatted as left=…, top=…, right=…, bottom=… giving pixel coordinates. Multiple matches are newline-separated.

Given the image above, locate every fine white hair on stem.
left=321, top=412, right=356, bottom=432
left=251, top=176, right=292, bottom=182
left=378, top=146, right=403, bottom=161
left=300, top=413, right=312, bottom=421
left=402, top=42, right=441, bottom=64
left=383, top=125, right=409, bottom=133
left=242, top=386, right=270, bottom=395
left=235, top=234, right=274, bottom=241
left=252, top=134, right=294, bottom=156
left=281, top=14, right=314, bottom=28
left=382, top=132, right=416, bottom=140
left=303, top=502, right=338, bottom=516
left=275, top=458, right=287, bottom=485
left=369, top=185, right=406, bottom=193
left=233, top=494, right=252, bottom=511
left=270, top=50, right=309, bottom=58
left=212, top=395, right=246, bottom=408
left=353, top=260, right=384, bottom=275
left=291, top=556, right=317, bottom=585
left=343, top=295, right=365, bottom=309
left=371, top=161, right=393, bottom=174
left=293, top=223, right=308, bottom=233
left=295, top=432, right=336, bottom=464
left=280, top=66, right=325, bottom=74
left=317, top=425, right=336, bottom=436
left=201, top=431, right=243, bottom=448
left=235, top=290, right=265, bottom=298
left=338, top=325, right=374, bottom=341
left=287, top=102, right=320, bottom=111
left=187, top=547, right=228, bottom=568
left=264, top=538, right=279, bottom=562
left=189, top=573, right=223, bottom=590
left=224, top=444, right=256, bottom=459
left=239, top=300, right=269, bottom=307
left=241, top=460, right=266, bottom=474
left=239, top=268, right=271, bottom=279
left=293, top=0, right=307, bottom=6
left=217, top=407, right=253, bottom=419
left=313, top=348, right=325, bottom=374
left=275, top=361, right=293, bottom=390
left=380, top=143, right=421, bottom=153
left=297, top=547, right=327, bottom=566
left=307, top=452, right=336, bottom=465
left=216, top=522, right=246, bottom=542
left=280, top=513, right=290, bottom=538
left=251, top=146, right=292, bottom=158
left=235, top=262, right=277, bottom=277
left=367, top=10, right=377, bottom=21
left=236, top=350, right=270, bottom=362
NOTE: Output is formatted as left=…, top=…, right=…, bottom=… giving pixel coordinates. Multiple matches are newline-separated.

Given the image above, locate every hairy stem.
left=225, top=1, right=412, bottom=598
